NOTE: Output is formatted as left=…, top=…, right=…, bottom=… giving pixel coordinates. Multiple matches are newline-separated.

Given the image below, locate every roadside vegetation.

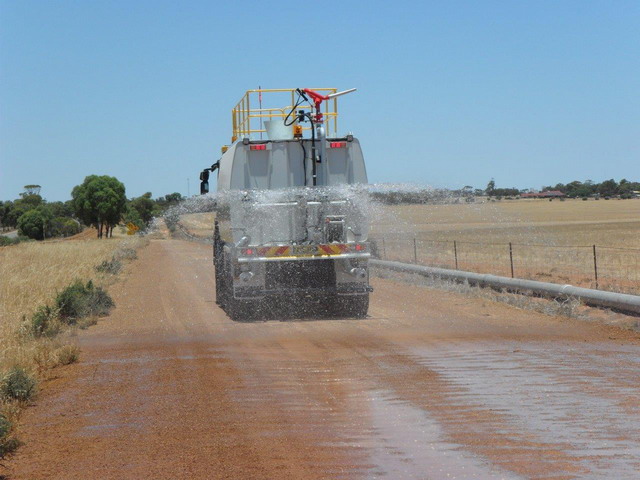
left=1, top=180, right=183, bottom=243
left=0, top=175, right=177, bottom=455
left=0, top=235, right=147, bottom=457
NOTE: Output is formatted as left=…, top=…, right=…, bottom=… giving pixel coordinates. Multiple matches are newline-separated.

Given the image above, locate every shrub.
left=0, top=235, right=17, bottom=246
left=27, top=305, right=61, bottom=338
left=55, top=345, right=80, bottom=366
left=0, top=367, right=37, bottom=401
left=51, top=217, right=82, bottom=237
left=115, top=247, right=137, bottom=261
left=0, top=413, right=19, bottom=457
left=0, top=414, right=10, bottom=439
left=55, top=280, right=114, bottom=324
left=17, top=207, right=54, bottom=240
left=95, top=257, right=122, bottom=275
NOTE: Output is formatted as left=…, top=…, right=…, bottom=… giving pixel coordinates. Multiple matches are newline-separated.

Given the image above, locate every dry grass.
left=0, top=235, right=147, bottom=448
left=371, top=198, right=640, bottom=246
left=179, top=212, right=215, bottom=238
left=1, top=238, right=144, bottom=339
left=371, top=199, right=640, bottom=293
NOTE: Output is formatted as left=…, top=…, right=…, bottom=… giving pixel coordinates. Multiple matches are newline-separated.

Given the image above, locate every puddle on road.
left=365, top=389, right=523, bottom=479
left=409, top=342, right=640, bottom=479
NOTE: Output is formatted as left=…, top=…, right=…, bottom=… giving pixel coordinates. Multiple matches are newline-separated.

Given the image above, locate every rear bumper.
left=228, top=252, right=371, bottom=300
left=234, top=242, right=371, bottom=263
left=234, top=284, right=373, bottom=300
left=238, top=252, right=371, bottom=263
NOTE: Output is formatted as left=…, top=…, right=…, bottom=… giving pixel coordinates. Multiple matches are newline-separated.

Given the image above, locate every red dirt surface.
left=4, top=239, right=640, bottom=479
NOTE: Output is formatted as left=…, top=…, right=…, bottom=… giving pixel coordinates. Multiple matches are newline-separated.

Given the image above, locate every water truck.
left=200, top=88, right=371, bottom=319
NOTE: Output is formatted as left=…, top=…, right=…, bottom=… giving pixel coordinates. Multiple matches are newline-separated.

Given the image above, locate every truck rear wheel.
left=334, top=294, right=369, bottom=318
left=214, top=243, right=225, bottom=306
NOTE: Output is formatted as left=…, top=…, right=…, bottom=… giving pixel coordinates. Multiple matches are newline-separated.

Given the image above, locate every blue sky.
left=1, top=0, right=638, bottom=201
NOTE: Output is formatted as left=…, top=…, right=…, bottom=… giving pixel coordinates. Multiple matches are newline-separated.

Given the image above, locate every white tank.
left=215, top=138, right=369, bottom=247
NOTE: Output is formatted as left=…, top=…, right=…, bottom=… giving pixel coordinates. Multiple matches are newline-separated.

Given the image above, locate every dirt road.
left=6, top=239, right=640, bottom=479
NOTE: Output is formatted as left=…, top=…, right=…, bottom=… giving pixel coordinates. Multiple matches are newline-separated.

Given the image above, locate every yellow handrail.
left=230, top=88, right=339, bottom=143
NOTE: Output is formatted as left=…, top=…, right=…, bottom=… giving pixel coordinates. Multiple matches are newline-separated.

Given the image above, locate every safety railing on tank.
left=230, top=88, right=339, bottom=143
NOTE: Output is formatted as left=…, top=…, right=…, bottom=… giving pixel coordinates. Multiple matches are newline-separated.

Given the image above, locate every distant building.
left=520, top=190, right=566, bottom=199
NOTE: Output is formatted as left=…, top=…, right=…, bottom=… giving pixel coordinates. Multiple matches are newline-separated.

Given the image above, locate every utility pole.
left=187, top=178, right=190, bottom=197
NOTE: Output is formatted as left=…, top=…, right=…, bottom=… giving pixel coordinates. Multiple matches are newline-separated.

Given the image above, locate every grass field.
left=371, top=198, right=640, bottom=246
left=370, top=198, right=640, bottom=293
left=0, top=234, right=146, bottom=448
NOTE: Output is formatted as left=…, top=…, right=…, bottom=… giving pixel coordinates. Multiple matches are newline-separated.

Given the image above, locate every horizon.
left=4, top=176, right=638, bottom=203
left=1, top=1, right=638, bottom=201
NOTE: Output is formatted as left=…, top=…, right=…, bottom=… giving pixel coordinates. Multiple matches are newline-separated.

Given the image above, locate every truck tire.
left=334, top=294, right=369, bottom=318
left=214, top=245, right=224, bottom=306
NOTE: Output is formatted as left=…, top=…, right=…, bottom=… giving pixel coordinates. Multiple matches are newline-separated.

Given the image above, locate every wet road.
left=6, top=239, right=640, bottom=479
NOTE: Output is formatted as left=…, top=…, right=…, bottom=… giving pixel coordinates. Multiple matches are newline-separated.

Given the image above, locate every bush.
left=0, top=235, right=19, bottom=246
left=55, top=280, right=114, bottom=324
left=0, top=413, right=19, bottom=457
left=95, top=257, right=122, bottom=275
left=114, top=247, right=137, bottom=261
left=51, top=217, right=82, bottom=237
left=17, top=207, right=53, bottom=240
left=55, top=345, right=80, bottom=366
left=26, top=305, right=61, bottom=338
left=0, top=367, right=37, bottom=401
left=0, top=414, right=10, bottom=439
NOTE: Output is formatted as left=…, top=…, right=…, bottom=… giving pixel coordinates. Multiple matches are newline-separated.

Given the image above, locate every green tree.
left=51, top=217, right=82, bottom=237
left=486, top=179, right=496, bottom=196
left=17, top=194, right=43, bottom=208
left=123, top=204, right=144, bottom=230
left=71, top=175, right=127, bottom=238
left=48, top=200, right=74, bottom=218
left=0, top=201, right=12, bottom=229
left=17, top=206, right=53, bottom=240
left=155, top=192, right=184, bottom=211
left=597, top=178, right=618, bottom=197
left=22, top=184, right=41, bottom=196
left=129, top=192, right=156, bottom=227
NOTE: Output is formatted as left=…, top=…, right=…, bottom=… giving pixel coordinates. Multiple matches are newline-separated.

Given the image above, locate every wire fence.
left=373, top=235, right=640, bottom=295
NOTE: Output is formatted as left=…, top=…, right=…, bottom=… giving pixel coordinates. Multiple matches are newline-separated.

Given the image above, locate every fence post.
left=593, top=244, right=599, bottom=289
left=509, top=242, right=514, bottom=278
left=382, top=238, right=386, bottom=260
left=454, top=240, right=458, bottom=270
left=413, top=238, right=418, bottom=264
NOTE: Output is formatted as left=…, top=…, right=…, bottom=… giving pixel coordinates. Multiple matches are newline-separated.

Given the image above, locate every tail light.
left=250, top=144, right=266, bottom=151
left=330, top=142, right=346, bottom=148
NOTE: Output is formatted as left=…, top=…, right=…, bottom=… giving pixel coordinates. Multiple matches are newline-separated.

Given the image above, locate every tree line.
left=0, top=175, right=184, bottom=242
left=370, top=178, right=639, bottom=205
left=540, top=179, right=640, bottom=198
